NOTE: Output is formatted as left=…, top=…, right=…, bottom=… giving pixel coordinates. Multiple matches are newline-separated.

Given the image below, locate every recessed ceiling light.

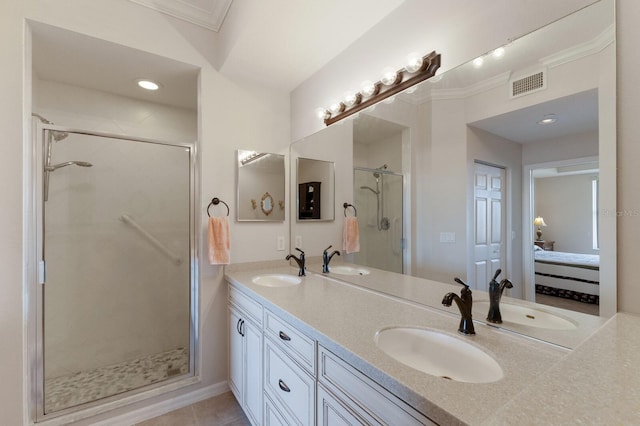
left=538, top=114, right=557, bottom=125
left=472, top=57, right=484, bottom=68
left=137, top=79, right=160, bottom=91
left=492, top=47, right=505, bottom=59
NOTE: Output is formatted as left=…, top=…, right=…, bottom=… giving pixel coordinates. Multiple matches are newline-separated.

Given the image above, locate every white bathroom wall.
left=535, top=174, right=599, bottom=254
left=35, top=79, right=194, bottom=378
left=0, top=1, right=289, bottom=424
left=522, top=131, right=599, bottom=165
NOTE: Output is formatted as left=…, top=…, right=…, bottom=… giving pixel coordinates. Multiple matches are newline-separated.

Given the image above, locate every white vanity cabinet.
left=263, top=309, right=317, bottom=425
left=229, top=287, right=263, bottom=426
left=318, top=346, right=434, bottom=425
left=227, top=282, right=434, bottom=425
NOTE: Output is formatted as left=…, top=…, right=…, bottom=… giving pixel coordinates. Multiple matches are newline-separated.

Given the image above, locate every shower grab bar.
left=120, top=214, right=183, bottom=265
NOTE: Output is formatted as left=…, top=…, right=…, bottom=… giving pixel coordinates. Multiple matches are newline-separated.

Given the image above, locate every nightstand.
left=534, top=240, right=555, bottom=251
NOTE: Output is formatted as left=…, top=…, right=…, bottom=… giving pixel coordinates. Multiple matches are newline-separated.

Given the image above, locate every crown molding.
left=541, top=24, right=614, bottom=68
left=128, top=0, right=233, bottom=31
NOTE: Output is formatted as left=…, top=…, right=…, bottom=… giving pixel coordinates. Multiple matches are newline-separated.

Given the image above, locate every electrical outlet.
left=295, top=235, right=302, bottom=248
left=277, top=236, right=285, bottom=251
left=440, top=232, right=456, bottom=243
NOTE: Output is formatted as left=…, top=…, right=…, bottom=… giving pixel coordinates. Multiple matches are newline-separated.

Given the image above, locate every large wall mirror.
left=289, top=0, right=616, bottom=341
left=237, top=149, right=285, bottom=221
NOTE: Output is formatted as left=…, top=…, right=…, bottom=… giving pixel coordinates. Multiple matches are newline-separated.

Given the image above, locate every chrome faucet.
left=442, top=277, right=475, bottom=335
left=486, top=269, right=513, bottom=324
left=322, top=245, right=341, bottom=273
left=286, top=248, right=306, bottom=276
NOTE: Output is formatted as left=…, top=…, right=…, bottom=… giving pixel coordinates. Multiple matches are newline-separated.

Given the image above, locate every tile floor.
left=45, top=348, right=189, bottom=413
left=135, top=391, right=250, bottom=426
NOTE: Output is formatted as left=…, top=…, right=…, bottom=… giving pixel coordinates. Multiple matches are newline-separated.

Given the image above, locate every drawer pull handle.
left=278, top=331, right=291, bottom=341
left=278, top=379, right=291, bottom=393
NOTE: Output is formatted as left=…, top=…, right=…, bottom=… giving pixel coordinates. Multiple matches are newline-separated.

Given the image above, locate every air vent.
left=510, top=70, right=546, bottom=98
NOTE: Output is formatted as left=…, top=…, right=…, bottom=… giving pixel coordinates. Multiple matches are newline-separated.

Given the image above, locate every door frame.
left=28, top=121, right=200, bottom=422
left=522, top=156, right=599, bottom=303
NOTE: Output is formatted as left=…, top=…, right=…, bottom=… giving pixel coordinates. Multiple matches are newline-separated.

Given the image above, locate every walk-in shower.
left=33, top=119, right=196, bottom=419
left=354, top=166, right=404, bottom=273
left=359, top=164, right=390, bottom=231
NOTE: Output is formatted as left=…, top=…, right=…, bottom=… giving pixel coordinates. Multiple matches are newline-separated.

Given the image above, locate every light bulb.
left=537, top=114, right=557, bottom=125
left=472, top=57, right=484, bottom=68
left=361, top=80, right=377, bottom=97
left=405, top=53, right=423, bottom=73
left=137, top=79, right=160, bottom=90
left=381, top=68, right=399, bottom=86
left=492, top=47, right=505, bottom=59
left=344, top=91, right=360, bottom=107
left=329, top=102, right=344, bottom=114
left=315, top=108, right=329, bottom=120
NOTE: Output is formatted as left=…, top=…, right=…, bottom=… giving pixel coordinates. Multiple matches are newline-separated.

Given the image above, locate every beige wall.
left=0, top=1, right=289, bottom=425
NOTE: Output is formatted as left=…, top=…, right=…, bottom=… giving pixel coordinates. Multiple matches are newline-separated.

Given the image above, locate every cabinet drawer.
left=229, top=284, right=263, bottom=326
left=264, top=310, right=315, bottom=374
left=319, top=346, right=434, bottom=426
left=264, top=393, right=293, bottom=426
left=264, top=339, right=315, bottom=426
left=317, top=384, right=367, bottom=426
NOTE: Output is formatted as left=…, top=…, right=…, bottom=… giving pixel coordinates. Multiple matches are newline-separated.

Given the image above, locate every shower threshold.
left=44, top=347, right=188, bottom=413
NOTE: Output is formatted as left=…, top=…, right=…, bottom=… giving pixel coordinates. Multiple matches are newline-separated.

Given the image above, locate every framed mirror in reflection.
left=289, top=0, right=616, bottom=334
left=236, top=149, right=285, bottom=222
left=296, top=158, right=335, bottom=221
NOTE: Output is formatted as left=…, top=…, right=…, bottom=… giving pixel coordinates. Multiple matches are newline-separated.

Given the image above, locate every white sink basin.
left=475, top=301, right=577, bottom=330
left=251, top=274, right=301, bottom=287
left=374, top=327, right=503, bottom=383
left=330, top=266, right=370, bottom=276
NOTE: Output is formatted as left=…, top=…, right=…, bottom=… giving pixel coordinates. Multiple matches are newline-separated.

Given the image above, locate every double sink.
left=250, top=270, right=574, bottom=384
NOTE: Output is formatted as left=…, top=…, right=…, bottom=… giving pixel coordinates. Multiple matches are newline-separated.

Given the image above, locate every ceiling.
left=31, top=0, right=405, bottom=111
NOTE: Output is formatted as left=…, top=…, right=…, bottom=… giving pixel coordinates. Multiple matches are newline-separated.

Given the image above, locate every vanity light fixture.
left=538, top=114, right=557, bottom=125
left=320, top=50, right=441, bottom=126
left=137, top=79, right=160, bottom=91
left=239, top=150, right=267, bottom=165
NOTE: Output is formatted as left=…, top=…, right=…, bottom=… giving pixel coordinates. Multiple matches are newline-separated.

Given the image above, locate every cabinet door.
left=245, top=320, right=263, bottom=425
left=229, top=307, right=244, bottom=403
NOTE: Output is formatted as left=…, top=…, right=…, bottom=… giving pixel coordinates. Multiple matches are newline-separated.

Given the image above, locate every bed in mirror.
left=289, top=0, right=616, bottom=346
left=237, top=149, right=285, bottom=221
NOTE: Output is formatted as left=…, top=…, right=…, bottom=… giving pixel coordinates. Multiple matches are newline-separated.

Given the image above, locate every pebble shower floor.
left=44, top=347, right=189, bottom=413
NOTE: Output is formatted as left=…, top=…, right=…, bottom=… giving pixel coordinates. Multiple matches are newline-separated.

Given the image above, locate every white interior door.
left=473, top=163, right=506, bottom=290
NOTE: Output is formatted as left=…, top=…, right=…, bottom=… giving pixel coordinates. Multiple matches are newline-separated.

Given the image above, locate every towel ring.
left=207, top=197, right=230, bottom=217
left=343, top=202, right=357, bottom=217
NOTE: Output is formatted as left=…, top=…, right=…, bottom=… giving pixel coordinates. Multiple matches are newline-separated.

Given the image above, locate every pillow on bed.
left=534, top=245, right=543, bottom=251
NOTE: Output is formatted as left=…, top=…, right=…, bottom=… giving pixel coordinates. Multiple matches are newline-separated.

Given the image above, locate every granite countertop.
left=226, top=261, right=640, bottom=424
left=304, top=258, right=607, bottom=349
left=226, top=262, right=569, bottom=425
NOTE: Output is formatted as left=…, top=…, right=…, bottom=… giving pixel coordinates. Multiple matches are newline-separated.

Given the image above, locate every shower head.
left=373, top=164, right=388, bottom=178
left=32, top=113, right=69, bottom=141
left=360, top=185, right=380, bottom=195
left=52, top=131, right=69, bottom=142
left=46, top=161, right=93, bottom=171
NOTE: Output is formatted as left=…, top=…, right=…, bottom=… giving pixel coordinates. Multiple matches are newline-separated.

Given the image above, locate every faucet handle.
left=323, top=245, right=332, bottom=254
left=295, top=247, right=305, bottom=256
left=453, top=277, right=470, bottom=289
left=491, top=268, right=502, bottom=281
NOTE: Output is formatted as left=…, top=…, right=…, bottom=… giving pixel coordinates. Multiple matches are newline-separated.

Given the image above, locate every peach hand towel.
left=208, top=216, right=230, bottom=265
left=342, top=216, right=360, bottom=254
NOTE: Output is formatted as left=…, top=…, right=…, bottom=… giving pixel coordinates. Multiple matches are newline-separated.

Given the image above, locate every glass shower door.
left=41, top=129, right=193, bottom=414
left=353, top=168, right=404, bottom=273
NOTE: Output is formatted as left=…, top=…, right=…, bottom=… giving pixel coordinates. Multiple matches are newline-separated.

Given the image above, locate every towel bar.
left=343, top=202, right=357, bottom=217
left=207, top=197, right=230, bottom=217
